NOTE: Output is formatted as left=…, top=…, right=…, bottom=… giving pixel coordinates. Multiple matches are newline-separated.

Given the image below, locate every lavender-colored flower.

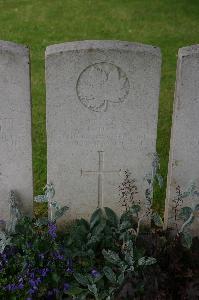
left=39, top=267, right=49, bottom=277
left=53, top=250, right=64, bottom=260
left=38, top=253, right=45, bottom=260
left=63, top=282, right=70, bottom=292
left=0, top=252, right=8, bottom=271
left=48, top=222, right=57, bottom=239
left=28, top=276, right=41, bottom=296
left=1, top=253, right=7, bottom=262
left=29, top=272, right=36, bottom=279
left=5, top=283, right=17, bottom=292
left=28, top=288, right=37, bottom=295
left=66, top=257, right=73, bottom=273
left=47, top=290, right=53, bottom=296
left=18, top=282, right=24, bottom=290
left=91, top=268, right=101, bottom=278
left=16, top=277, right=24, bottom=290
left=4, top=277, right=25, bottom=292
left=29, top=279, right=38, bottom=289
left=47, top=288, right=59, bottom=299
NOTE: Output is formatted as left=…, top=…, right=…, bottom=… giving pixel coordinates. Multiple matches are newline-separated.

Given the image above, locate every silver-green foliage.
left=34, top=183, right=69, bottom=225
left=0, top=191, right=21, bottom=253
left=174, top=181, right=199, bottom=248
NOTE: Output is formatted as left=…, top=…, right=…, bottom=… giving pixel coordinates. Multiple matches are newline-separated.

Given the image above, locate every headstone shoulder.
left=45, top=40, right=161, bottom=57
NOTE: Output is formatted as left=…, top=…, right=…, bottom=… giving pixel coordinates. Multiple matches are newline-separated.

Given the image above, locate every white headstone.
left=46, top=40, right=161, bottom=222
left=164, top=45, right=199, bottom=236
left=0, top=41, right=33, bottom=221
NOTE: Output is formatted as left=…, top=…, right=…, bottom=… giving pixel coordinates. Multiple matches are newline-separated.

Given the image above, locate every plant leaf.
left=73, top=273, right=90, bottom=286
left=104, top=207, right=119, bottom=226
left=179, top=207, right=193, bottom=221
left=90, top=208, right=103, bottom=229
left=53, top=206, right=69, bottom=221
left=34, top=195, right=48, bottom=203
left=156, top=173, right=163, bottom=187
left=102, top=249, right=122, bottom=266
left=34, top=217, right=48, bottom=227
left=92, top=219, right=106, bottom=235
left=130, top=204, right=141, bottom=215
left=88, top=284, right=98, bottom=295
left=65, top=286, right=85, bottom=296
left=138, top=256, right=157, bottom=266
left=103, top=266, right=117, bottom=284
left=117, top=272, right=124, bottom=285
left=181, top=232, right=192, bottom=249
left=151, top=211, right=163, bottom=227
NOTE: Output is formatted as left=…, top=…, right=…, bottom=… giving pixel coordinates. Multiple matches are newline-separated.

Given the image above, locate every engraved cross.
left=81, top=151, right=121, bottom=208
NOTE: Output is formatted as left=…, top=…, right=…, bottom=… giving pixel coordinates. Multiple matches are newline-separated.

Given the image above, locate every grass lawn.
left=0, top=0, right=199, bottom=213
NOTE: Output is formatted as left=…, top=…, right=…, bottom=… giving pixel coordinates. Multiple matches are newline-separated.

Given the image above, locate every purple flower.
left=53, top=250, right=64, bottom=260
left=39, top=267, right=49, bottom=277
left=1, top=253, right=7, bottom=261
left=91, top=268, right=101, bottom=278
left=0, top=252, right=8, bottom=270
left=30, top=273, right=35, bottom=279
left=28, top=288, right=37, bottom=295
left=47, top=290, right=53, bottom=296
left=66, top=257, right=73, bottom=273
left=38, top=253, right=45, bottom=260
left=5, top=283, right=17, bottom=292
left=29, top=279, right=37, bottom=289
left=4, top=277, right=25, bottom=292
left=17, top=277, right=24, bottom=290
left=47, top=288, right=59, bottom=299
left=64, top=282, right=70, bottom=292
left=18, top=282, right=24, bottom=290
left=48, top=222, right=57, bottom=239
left=28, top=277, right=41, bottom=295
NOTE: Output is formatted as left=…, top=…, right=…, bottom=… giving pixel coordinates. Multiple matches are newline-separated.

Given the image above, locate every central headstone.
left=46, top=40, right=161, bottom=221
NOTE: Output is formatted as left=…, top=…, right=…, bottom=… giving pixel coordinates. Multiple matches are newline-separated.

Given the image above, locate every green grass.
left=0, top=0, right=199, bottom=212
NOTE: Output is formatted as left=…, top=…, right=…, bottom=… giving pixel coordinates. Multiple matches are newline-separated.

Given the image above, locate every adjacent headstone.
left=46, top=40, right=161, bottom=222
left=164, top=45, right=199, bottom=236
left=0, top=41, right=33, bottom=221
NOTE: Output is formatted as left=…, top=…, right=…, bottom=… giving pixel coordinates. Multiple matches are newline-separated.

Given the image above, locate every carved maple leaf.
left=77, top=62, right=130, bottom=112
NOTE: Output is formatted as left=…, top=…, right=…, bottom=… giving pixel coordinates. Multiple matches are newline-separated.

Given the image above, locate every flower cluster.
left=48, top=222, right=57, bottom=239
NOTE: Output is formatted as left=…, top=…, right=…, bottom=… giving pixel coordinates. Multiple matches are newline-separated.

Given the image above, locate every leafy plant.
left=0, top=154, right=198, bottom=299
left=172, top=181, right=199, bottom=248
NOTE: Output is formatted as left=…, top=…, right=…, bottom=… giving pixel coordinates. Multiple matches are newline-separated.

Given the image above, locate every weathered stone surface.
left=46, top=40, right=161, bottom=222
left=0, top=41, right=33, bottom=221
left=164, top=45, right=199, bottom=236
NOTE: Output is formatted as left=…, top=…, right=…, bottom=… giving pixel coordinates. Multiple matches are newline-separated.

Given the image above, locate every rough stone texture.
left=46, top=40, right=161, bottom=222
left=0, top=41, right=33, bottom=221
left=164, top=45, right=199, bottom=236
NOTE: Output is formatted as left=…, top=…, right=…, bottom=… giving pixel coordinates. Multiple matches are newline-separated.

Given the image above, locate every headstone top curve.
left=0, top=40, right=29, bottom=56
left=45, top=40, right=161, bottom=57
left=178, top=44, right=199, bottom=58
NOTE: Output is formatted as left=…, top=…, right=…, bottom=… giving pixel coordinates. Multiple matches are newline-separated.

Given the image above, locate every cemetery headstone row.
left=0, top=40, right=198, bottom=236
